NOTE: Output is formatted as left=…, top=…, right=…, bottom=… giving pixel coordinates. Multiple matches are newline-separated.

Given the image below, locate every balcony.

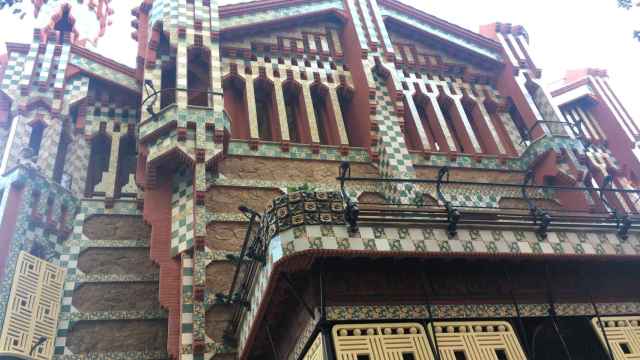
left=217, top=162, right=640, bottom=359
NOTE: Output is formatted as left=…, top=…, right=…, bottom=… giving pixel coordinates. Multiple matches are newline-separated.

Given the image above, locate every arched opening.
left=160, top=61, right=176, bottom=109
left=85, top=134, right=111, bottom=196
left=28, top=122, right=46, bottom=157
left=414, top=94, right=446, bottom=152
left=253, top=78, right=280, bottom=142
left=337, top=86, right=356, bottom=146
left=461, top=97, right=492, bottom=154
left=187, top=47, right=211, bottom=107
left=156, top=31, right=176, bottom=109
left=402, top=98, right=421, bottom=151
left=282, top=81, right=310, bottom=144
left=115, top=134, right=137, bottom=197
left=484, top=98, right=519, bottom=156
left=507, top=97, right=530, bottom=142
left=437, top=92, right=466, bottom=153
left=223, top=74, right=250, bottom=139
left=310, top=83, right=339, bottom=146
left=53, top=130, right=69, bottom=184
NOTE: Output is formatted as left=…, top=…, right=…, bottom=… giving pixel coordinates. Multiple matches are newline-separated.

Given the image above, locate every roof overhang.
left=378, top=0, right=503, bottom=64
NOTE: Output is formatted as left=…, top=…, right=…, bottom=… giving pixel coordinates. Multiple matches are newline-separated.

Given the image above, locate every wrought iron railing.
left=221, top=162, right=640, bottom=348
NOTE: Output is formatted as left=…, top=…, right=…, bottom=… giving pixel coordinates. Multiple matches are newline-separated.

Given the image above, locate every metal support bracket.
left=216, top=206, right=261, bottom=308
left=599, top=175, right=633, bottom=240
left=522, top=170, right=551, bottom=238
left=340, top=162, right=360, bottom=233
left=436, top=167, right=460, bottom=238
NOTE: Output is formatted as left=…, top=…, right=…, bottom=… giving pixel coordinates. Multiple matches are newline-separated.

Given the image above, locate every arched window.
left=161, top=61, right=176, bottom=109
left=414, top=94, right=445, bottom=152
left=461, top=98, right=489, bottom=154
left=507, top=97, right=530, bottom=142
left=311, top=84, right=339, bottom=146
left=282, top=81, right=310, bottom=144
left=85, top=134, right=111, bottom=196
left=223, top=75, right=250, bottom=139
left=29, top=122, right=46, bottom=156
left=116, top=134, right=137, bottom=197
left=437, top=92, right=465, bottom=153
left=402, top=98, right=421, bottom=151
left=52, top=131, right=69, bottom=184
left=187, top=47, right=211, bottom=107
left=337, top=86, right=356, bottom=146
left=253, top=78, right=280, bottom=141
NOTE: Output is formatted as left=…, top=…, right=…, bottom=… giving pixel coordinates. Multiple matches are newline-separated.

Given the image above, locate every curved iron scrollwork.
left=340, top=161, right=360, bottom=233
left=436, top=166, right=460, bottom=238
left=141, top=79, right=225, bottom=117
left=521, top=170, right=551, bottom=239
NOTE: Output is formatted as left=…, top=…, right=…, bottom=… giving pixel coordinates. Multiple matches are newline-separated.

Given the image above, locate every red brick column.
left=144, top=177, right=181, bottom=359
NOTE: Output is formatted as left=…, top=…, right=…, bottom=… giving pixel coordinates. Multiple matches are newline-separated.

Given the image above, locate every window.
left=29, top=122, right=46, bottom=156
left=115, top=134, right=136, bottom=197
left=337, top=86, right=356, bottom=146
left=283, top=81, right=306, bottom=143
left=507, top=97, right=529, bottom=143
left=85, top=134, right=111, bottom=196
left=495, top=349, right=509, bottom=360
left=53, top=131, right=69, bottom=184
left=223, top=75, right=250, bottom=139
left=356, top=355, right=370, bottom=360
left=454, top=350, right=467, bottom=360
left=414, top=94, right=444, bottom=152
left=462, top=98, right=488, bottom=153
left=437, top=94, right=465, bottom=153
left=187, top=47, right=211, bottom=107
left=160, top=61, right=176, bottom=108
left=311, top=84, right=339, bottom=146
left=402, top=353, right=416, bottom=360
left=254, top=78, right=280, bottom=141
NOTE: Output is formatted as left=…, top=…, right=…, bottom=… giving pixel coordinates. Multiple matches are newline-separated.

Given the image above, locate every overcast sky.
left=1, top=0, right=638, bottom=120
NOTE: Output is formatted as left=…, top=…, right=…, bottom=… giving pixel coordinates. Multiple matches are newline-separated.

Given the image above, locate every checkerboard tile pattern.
left=1, top=52, right=27, bottom=95
left=69, top=54, right=138, bottom=92
left=371, top=72, right=418, bottom=205
left=172, top=169, right=195, bottom=256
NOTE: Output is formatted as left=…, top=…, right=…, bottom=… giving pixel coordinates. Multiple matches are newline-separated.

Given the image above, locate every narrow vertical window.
left=403, top=99, right=421, bottom=151
left=414, top=94, right=442, bottom=152
left=507, top=97, right=529, bottom=142
left=311, top=84, right=339, bottom=146
left=29, top=122, right=46, bottom=156
left=187, top=47, right=211, bottom=107
left=462, top=98, right=488, bottom=153
left=52, top=131, right=69, bottom=184
left=437, top=95, right=465, bottom=153
left=253, top=78, right=280, bottom=142
left=160, top=61, right=177, bottom=109
left=115, top=134, right=137, bottom=197
left=337, top=86, right=356, bottom=146
left=223, top=75, right=250, bottom=139
left=283, top=82, right=303, bottom=143
left=85, top=134, right=111, bottom=196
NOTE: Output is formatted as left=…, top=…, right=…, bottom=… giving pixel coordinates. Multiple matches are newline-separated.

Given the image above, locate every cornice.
left=378, top=0, right=502, bottom=51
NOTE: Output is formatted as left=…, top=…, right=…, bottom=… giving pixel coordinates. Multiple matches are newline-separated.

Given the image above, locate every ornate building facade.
left=0, top=0, right=639, bottom=359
